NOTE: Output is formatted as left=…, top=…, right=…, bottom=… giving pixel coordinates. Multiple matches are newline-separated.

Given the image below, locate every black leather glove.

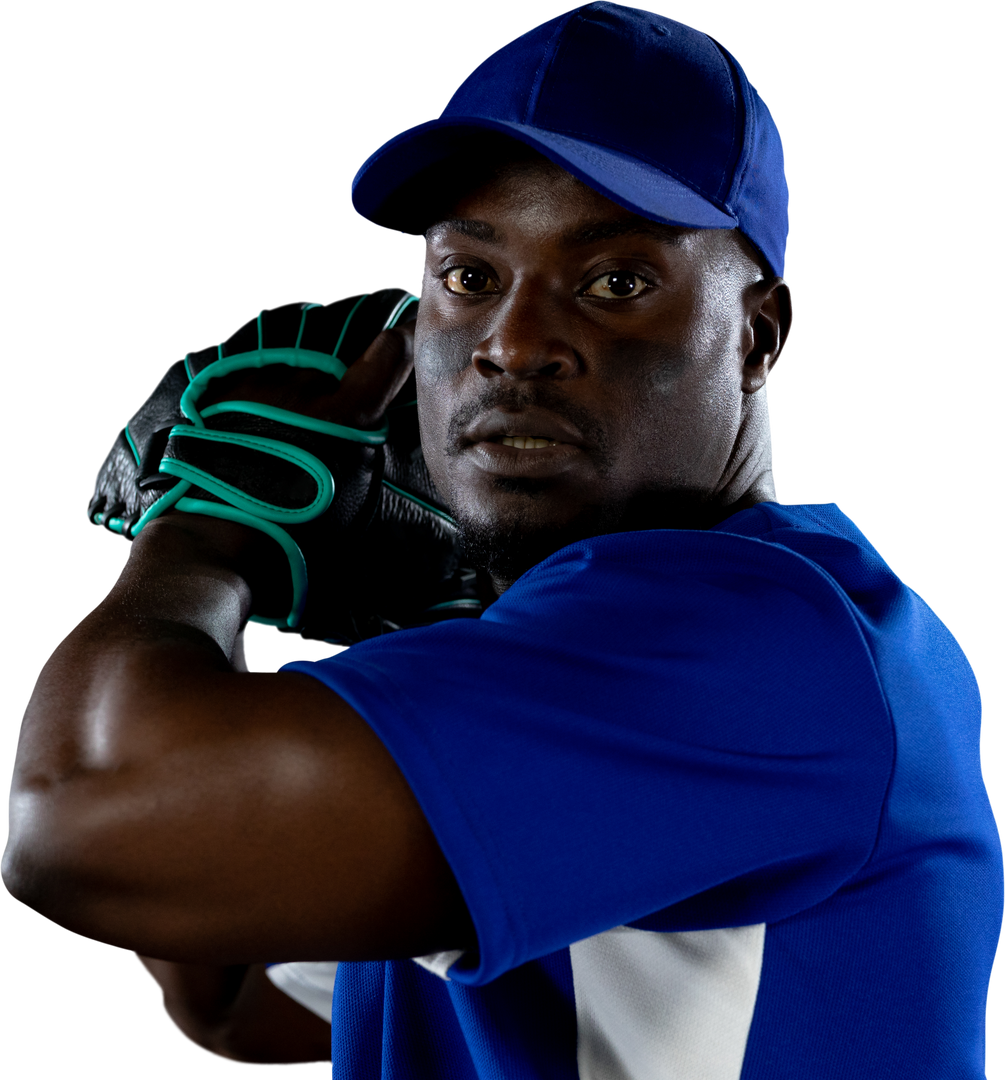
left=89, top=290, right=481, bottom=643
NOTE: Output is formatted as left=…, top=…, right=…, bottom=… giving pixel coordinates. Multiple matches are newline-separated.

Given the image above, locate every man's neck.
left=479, top=479, right=777, bottom=597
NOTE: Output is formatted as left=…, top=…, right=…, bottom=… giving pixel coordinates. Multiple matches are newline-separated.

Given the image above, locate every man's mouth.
left=442, top=412, right=583, bottom=482
left=498, top=435, right=559, bottom=450
left=459, top=427, right=586, bottom=481
left=459, top=408, right=587, bottom=452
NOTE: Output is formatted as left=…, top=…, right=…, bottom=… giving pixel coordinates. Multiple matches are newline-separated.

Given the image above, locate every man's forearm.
left=140, top=955, right=251, bottom=1051
left=139, top=956, right=331, bottom=1062
left=9, top=527, right=335, bottom=1052
left=3, top=516, right=252, bottom=939
left=16, top=514, right=252, bottom=775
left=3, top=513, right=470, bottom=964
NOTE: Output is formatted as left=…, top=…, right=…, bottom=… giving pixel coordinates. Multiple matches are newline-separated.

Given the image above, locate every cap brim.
left=352, top=117, right=737, bottom=233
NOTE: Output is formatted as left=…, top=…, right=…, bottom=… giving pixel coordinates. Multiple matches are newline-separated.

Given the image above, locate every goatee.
left=454, top=483, right=626, bottom=590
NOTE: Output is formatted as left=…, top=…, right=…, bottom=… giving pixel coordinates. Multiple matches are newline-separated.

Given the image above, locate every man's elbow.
left=5, top=773, right=49, bottom=896
left=2, top=829, right=43, bottom=911
left=2, top=849, right=92, bottom=949
left=3, top=780, right=106, bottom=929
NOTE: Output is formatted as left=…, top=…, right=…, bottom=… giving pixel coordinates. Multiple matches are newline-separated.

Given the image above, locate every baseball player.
left=4, top=5, right=1001, bottom=1078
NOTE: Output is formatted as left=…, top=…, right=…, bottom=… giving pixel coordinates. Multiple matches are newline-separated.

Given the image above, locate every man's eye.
left=444, top=267, right=496, bottom=295
left=584, top=271, right=649, bottom=299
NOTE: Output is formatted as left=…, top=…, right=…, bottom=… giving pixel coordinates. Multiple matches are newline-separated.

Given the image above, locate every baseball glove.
left=89, top=290, right=481, bottom=643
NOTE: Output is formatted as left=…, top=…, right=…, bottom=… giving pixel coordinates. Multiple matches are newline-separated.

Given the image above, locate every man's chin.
left=454, top=500, right=623, bottom=591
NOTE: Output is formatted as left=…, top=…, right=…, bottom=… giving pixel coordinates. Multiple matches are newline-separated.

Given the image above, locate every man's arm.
left=138, top=957, right=331, bottom=1062
left=3, top=511, right=473, bottom=962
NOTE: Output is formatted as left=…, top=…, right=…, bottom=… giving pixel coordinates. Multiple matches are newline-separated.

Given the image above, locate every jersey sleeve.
left=265, top=962, right=338, bottom=1021
left=285, top=529, right=894, bottom=986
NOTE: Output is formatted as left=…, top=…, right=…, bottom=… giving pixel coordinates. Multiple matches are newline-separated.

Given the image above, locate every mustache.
left=444, top=384, right=613, bottom=468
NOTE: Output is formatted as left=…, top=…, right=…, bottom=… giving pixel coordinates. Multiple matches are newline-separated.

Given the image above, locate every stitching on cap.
left=708, top=35, right=747, bottom=208
left=522, top=4, right=587, bottom=124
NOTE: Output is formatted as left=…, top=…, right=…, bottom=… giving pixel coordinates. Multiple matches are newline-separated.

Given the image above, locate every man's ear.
left=741, top=279, right=792, bottom=394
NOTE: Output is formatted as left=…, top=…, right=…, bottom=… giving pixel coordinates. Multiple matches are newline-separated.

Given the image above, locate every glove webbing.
left=118, top=293, right=446, bottom=628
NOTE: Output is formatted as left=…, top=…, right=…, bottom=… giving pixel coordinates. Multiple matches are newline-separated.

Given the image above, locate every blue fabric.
left=288, top=503, right=1002, bottom=1078
left=351, top=3, right=788, bottom=276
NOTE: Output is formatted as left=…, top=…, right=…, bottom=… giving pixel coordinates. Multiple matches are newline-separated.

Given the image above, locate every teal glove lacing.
left=127, top=293, right=445, bottom=629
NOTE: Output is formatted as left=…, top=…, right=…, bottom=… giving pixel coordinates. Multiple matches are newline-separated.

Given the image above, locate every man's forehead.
left=425, top=215, right=690, bottom=250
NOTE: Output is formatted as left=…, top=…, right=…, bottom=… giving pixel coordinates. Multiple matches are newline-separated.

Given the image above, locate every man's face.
left=413, top=156, right=773, bottom=587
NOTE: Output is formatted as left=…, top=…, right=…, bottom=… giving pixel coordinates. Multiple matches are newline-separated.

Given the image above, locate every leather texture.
left=89, top=290, right=482, bottom=643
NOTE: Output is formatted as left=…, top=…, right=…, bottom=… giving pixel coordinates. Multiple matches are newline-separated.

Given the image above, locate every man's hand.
left=169, top=317, right=416, bottom=626
left=196, top=317, right=415, bottom=429
left=88, top=293, right=481, bottom=643
left=138, top=957, right=331, bottom=1063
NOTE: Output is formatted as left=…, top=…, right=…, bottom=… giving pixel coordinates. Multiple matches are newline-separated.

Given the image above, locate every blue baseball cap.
left=352, top=3, right=788, bottom=277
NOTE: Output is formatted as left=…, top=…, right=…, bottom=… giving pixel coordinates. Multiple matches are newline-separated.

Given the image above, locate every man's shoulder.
left=710, top=501, right=902, bottom=604
left=710, top=501, right=882, bottom=560
left=498, top=502, right=887, bottom=626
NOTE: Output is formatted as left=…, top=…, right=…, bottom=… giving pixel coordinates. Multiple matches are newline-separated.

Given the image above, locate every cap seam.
left=523, top=9, right=579, bottom=125
left=712, top=40, right=751, bottom=212
left=707, top=37, right=741, bottom=205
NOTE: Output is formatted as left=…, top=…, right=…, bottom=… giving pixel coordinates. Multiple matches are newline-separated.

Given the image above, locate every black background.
left=3, top=4, right=988, bottom=1075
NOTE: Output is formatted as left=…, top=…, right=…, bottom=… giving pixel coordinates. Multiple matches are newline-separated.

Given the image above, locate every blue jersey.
left=288, top=503, right=1002, bottom=1079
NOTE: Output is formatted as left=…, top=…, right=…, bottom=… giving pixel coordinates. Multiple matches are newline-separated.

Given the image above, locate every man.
left=4, top=4, right=1001, bottom=1078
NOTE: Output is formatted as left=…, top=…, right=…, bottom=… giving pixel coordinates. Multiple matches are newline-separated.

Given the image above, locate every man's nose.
left=470, top=288, right=579, bottom=380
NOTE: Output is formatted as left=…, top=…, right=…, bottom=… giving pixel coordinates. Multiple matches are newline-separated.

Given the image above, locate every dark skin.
left=417, top=159, right=789, bottom=588
left=136, top=958, right=332, bottom=1062
left=3, top=157, right=790, bottom=1061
